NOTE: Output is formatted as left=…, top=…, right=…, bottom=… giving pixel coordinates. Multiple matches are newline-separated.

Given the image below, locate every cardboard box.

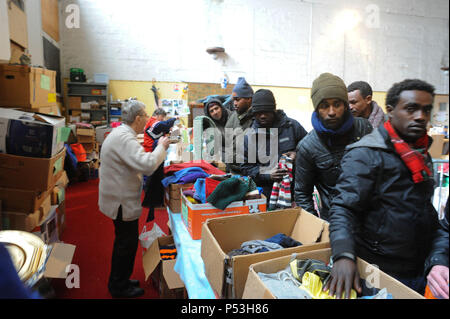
left=77, top=128, right=95, bottom=137
left=29, top=105, right=60, bottom=116
left=142, top=235, right=185, bottom=298
left=0, top=65, right=56, bottom=108
left=95, top=125, right=113, bottom=144
left=77, top=135, right=95, bottom=144
left=43, top=242, right=76, bottom=280
left=9, top=40, right=25, bottom=64
left=51, top=171, right=69, bottom=205
left=0, top=108, right=66, bottom=158
left=429, top=134, right=445, bottom=158
left=68, top=97, right=81, bottom=110
left=181, top=192, right=267, bottom=241
left=201, top=208, right=330, bottom=298
left=1, top=194, right=52, bottom=232
left=56, top=201, right=66, bottom=239
left=0, top=148, right=66, bottom=191
left=164, top=183, right=194, bottom=213
left=33, top=204, right=59, bottom=244
left=0, top=185, right=53, bottom=214
left=8, top=1, right=28, bottom=48
left=242, top=248, right=424, bottom=299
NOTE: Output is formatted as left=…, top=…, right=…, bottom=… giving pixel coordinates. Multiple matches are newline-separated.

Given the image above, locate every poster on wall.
left=161, top=99, right=189, bottom=116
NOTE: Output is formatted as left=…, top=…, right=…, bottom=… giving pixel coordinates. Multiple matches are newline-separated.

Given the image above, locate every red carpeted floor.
left=52, top=178, right=169, bottom=299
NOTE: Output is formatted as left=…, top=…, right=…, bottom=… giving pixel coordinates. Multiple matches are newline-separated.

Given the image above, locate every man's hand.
left=323, top=258, right=362, bottom=299
left=159, top=136, right=170, bottom=150
left=283, top=151, right=296, bottom=161
left=427, top=265, right=449, bottom=299
left=270, top=168, right=288, bottom=181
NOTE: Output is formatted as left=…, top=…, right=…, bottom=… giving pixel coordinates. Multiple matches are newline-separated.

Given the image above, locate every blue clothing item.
left=0, top=244, right=41, bottom=299
left=161, top=167, right=208, bottom=188
left=193, top=178, right=206, bottom=203
left=265, top=233, right=302, bottom=248
left=232, top=77, right=254, bottom=98
left=311, top=111, right=354, bottom=135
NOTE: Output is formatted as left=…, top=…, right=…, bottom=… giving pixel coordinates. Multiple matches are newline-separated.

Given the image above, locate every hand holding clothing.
left=323, top=258, right=362, bottom=299
left=270, top=168, right=288, bottom=182
left=427, top=265, right=449, bottom=299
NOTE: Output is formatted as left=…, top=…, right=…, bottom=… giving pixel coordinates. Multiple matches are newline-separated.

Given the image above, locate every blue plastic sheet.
left=168, top=209, right=216, bottom=299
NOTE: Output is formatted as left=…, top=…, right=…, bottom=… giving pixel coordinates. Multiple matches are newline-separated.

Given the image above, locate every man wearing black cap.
left=294, top=73, right=372, bottom=221
left=225, top=77, right=254, bottom=174
left=241, top=89, right=307, bottom=201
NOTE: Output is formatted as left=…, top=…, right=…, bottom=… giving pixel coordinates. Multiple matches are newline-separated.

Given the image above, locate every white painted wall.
left=59, top=0, right=449, bottom=93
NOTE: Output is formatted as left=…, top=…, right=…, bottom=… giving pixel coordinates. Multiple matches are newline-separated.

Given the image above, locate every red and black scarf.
left=384, top=120, right=431, bottom=183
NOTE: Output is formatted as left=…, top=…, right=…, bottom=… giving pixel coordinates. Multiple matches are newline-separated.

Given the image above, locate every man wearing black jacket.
left=326, top=79, right=449, bottom=298
left=294, top=73, right=372, bottom=220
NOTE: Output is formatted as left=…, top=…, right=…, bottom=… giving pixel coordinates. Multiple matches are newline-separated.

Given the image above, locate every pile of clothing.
left=257, top=258, right=393, bottom=299
left=223, top=233, right=302, bottom=298
left=161, top=160, right=263, bottom=210
left=183, top=175, right=261, bottom=210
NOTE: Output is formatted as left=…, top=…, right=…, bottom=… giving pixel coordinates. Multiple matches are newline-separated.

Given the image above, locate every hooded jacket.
left=329, top=126, right=448, bottom=277
left=241, top=110, right=307, bottom=199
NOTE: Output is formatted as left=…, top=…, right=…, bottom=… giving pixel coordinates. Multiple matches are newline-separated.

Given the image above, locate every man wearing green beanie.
left=294, top=73, right=372, bottom=221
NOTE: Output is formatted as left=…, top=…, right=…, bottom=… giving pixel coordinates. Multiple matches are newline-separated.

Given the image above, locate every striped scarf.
left=384, top=120, right=431, bottom=183
left=269, top=155, right=294, bottom=210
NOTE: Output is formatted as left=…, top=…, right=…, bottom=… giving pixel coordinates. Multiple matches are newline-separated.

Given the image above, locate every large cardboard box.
left=0, top=65, right=56, bottom=108
left=0, top=108, right=65, bottom=158
left=142, top=235, right=185, bottom=298
left=8, top=1, right=28, bottom=48
left=164, top=183, right=194, bottom=213
left=181, top=192, right=267, bottom=240
left=1, top=194, right=51, bottom=232
left=201, top=208, right=330, bottom=298
left=56, top=201, right=66, bottom=239
left=0, top=148, right=66, bottom=191
left=242, top=248, right=424, bottom=299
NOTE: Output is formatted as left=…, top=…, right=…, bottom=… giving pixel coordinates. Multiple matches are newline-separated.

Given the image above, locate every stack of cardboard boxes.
left=0, top=70, right=68, bottom=244
left=75, top=126, right=100, bottom=178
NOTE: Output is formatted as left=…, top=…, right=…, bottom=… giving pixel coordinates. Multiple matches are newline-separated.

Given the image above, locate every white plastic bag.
left=139, top=223, right=166, bottom=251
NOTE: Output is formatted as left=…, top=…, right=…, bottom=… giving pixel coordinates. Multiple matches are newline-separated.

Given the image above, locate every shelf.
left=68, top=94, right=107, bottom=97
left=68, top=82, right=108, bottom=86
left=69, top=108, right=107, bottom=112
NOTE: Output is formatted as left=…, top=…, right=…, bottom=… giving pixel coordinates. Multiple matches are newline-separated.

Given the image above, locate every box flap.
left=33, top=113, right=65, bottom=125
left=142, top=236, right=162, bottom=281
left=162, top=259, right=184, bottom=289
left=44, top=243, right=76, bottom=278
left=290, top=209, right=326, bottom=243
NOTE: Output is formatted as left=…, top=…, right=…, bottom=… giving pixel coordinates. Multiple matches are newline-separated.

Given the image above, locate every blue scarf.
left=311, top=111, right=354, bottom=136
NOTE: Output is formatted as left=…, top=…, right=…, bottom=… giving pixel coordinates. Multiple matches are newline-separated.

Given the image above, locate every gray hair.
left=122, top=100, right=146, bottom=124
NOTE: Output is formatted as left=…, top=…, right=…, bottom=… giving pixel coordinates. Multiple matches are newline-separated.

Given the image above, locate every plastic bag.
left=139, top=223, right=166, bottom=251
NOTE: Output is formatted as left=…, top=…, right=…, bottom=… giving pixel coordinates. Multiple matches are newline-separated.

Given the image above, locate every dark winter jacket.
left=294, top=117, right=372, bottom=220
left=329, top=126, right=449, bottom=277
left=241, top=110, right=307, bottom=200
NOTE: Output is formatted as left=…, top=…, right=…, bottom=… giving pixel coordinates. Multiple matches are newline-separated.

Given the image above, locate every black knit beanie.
left=251, top=89, right=276, bottom=113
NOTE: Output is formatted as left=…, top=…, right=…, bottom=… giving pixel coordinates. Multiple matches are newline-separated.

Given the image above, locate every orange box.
left=180, top=192, right=267, bottom=240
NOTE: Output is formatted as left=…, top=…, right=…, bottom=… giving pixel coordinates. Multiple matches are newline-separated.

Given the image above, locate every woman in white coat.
left=98, top=100, right=170, bottom=298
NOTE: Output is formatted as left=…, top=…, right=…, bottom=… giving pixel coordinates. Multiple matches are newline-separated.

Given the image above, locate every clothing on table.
left=240, top=240, right=284, bottom=254
left=207, top=177, right=253, bottom=210
left=290, top=258, right=332, bottom=286
left=163, top=160, right=226, bottom=176
left=299, top=271, right=357, bottom=299
left=269, top=155, right=294, bottom=210
left=258, top=265, right=312, bottom=299
left=161, top=167, right=209, bottom=188
left=192, top=178, right=221, bottom=204
left=265, top=233, right=302, bottom=248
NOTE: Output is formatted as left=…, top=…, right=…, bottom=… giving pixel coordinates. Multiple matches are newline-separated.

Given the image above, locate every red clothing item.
left=384, top=120, right=431, bottom=183
left=164, top=160, right=226, bottom=176
left=143, top=116, right=158, bottom=152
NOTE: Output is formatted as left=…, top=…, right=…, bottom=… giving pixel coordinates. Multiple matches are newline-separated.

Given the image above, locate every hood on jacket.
left=204, top=98, right=231, bottom=126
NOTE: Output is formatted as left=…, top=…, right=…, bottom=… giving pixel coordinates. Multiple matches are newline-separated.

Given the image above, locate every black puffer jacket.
left=294, top=117, right=372, bottom=220
left=241, top=110, right=307, bottom=199
left=329, top=127, right=449, bottom=277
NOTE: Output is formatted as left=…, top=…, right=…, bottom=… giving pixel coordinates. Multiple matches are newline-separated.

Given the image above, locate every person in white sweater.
left=99, top=100, right=170, bottom=298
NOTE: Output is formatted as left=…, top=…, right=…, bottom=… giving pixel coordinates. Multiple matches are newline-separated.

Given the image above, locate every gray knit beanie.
left=232, top=77, right=254, bottom=98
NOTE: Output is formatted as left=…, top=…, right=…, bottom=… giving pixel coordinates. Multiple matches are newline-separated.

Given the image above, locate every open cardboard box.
left=201, top=208, right=330, bottom=299
left=242, top=248, right=424, bottom=299
left=181, top=192, right=267, bottom=240
left=42, top=242, right=76, bottom=281
left=0, top=148, right=65, bottom=191
left=164, top=183, right=194, bottom=213
left=142, top=235, right=185, bottom=297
